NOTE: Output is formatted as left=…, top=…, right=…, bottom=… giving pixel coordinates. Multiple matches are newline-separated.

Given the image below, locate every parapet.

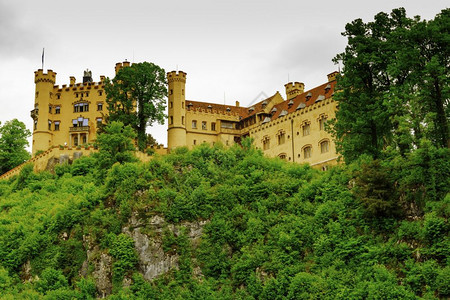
left=284, top=81, right=305, bottom=100
left=167, top=70, right=187, bottom=83
left=115, top=61, right=131, bottom=74
left=34, top=69, right=56, bottom=84
left=327, top=71, right=339, bottom=82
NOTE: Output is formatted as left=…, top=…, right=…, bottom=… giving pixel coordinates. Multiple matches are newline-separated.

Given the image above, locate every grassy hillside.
left=0, top=142, right=448, bottom=299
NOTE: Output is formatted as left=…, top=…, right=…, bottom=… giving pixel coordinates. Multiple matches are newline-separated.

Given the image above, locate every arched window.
left=318, top=114, right=328, bottom=131
left=302, top=145, right=312, bottom=158
left=262, top=136, right=270, bottom=150
left=277, top=130, right=286, bottom=145
left=302, top=121, right=310, bottom=136
left=320, top=139, right=329, bottom=153
left=278, top=153, right=287, bottom=160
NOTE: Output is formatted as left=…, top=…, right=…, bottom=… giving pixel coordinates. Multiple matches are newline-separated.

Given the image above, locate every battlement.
left=35, top=69, right=56, bottom=84
left=327, top=71, right=339, bottom=82
left=115, top=61, right=131, bottom=74
left=284, top=81, right=304, bottom=100
left=167, top=71, right=187, bottom=83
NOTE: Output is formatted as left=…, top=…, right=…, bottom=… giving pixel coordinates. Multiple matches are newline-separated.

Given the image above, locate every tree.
left=93, top=121, right=137, bottom=175
left=104, top=62, right=167, bottom=151
left=0, top=119, right=31, bottom=174
left=329, top=8, right=449, bottom=163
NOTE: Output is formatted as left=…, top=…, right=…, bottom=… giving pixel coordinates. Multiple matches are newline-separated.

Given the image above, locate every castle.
left=30, top=61, right=339, bottom=170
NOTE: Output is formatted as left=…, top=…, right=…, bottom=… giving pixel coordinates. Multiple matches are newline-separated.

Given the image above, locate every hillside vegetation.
left=0, top=136, right=448, bottom=299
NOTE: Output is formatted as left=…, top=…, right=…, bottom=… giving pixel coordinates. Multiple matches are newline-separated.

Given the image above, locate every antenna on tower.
left=41, top=48, right=45, bottom=70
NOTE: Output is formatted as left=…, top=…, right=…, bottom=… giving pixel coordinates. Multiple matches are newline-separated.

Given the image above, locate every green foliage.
left=35, top=268, right=68, bottom=294
left=0, top=119, right=31, bottom=174
left=109, top=234, right=138, bottom=286
left=104, top=61, right=167, bottom=150
left=330, top=8, right=450, bottom=163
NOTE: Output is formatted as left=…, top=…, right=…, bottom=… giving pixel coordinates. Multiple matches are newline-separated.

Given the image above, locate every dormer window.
left=288, top=100, right=294, bottom=108
left=325, top=84, right=331, bottom=93
left=226, top=107, right=231, bottom=112
left=187, top=102, right=193, bottom=111
left=315, top=95, right=325, bottom=103
left=248, top=106, right=255, bottom=113
left=306, top=92, right=312, bottom=100
left=262, top=100, right=268, bottom=108
left=296, top=102, right=306, bottom=110
left=207, top=105, right=212, bottom=111
left=270, top=107, right=277, bottom=115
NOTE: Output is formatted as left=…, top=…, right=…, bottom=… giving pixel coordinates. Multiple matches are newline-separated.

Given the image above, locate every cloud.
left=0, top=2, right=44, bottom=58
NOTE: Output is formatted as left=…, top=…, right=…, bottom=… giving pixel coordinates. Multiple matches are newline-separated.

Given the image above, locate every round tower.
left=167, top=70, right=187, bottom=150
left=32, top=69, right=56, bottom=155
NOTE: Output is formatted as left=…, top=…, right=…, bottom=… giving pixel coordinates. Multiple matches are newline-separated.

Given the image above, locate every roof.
left=269, top=80, right=336, bottom=120
left=184, top=79, right=336, bottom=122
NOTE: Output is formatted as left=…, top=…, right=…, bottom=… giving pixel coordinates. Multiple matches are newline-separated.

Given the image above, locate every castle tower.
left=167, top=70, right=187, bottom=150
left=284, top=82, right=305, bottom=100
left=32, top=69, right=56, bottom=155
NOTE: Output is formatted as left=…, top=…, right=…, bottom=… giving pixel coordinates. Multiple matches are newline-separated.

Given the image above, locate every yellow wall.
left=32, top=70, right=107, bottom=155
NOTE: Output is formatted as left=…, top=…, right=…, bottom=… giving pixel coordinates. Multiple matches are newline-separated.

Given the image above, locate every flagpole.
left=42, top=48, right=45, bottom=70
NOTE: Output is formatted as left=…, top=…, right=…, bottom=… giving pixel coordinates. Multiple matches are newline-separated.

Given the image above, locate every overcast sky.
left=0, top=0, right=447, bottom=147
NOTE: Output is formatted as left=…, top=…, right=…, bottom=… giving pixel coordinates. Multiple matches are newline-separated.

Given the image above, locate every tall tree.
left=0, top=119, right=31, bottom=174
left=330, top=8, right=449, bottom=163
left=104, top=62, right=167, bottom=151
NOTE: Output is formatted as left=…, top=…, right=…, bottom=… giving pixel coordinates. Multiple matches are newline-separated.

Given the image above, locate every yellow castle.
left=31, top=61, right=339, bottom=170
left=167, top=70, right=339, bottom=169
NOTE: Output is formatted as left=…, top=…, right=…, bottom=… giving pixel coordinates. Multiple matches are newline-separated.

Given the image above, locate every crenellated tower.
left=32, top=69, right=56, bottom=155
left=167, top=70, right=187, bottom=150
left=284, top=82, right=305, bottom=100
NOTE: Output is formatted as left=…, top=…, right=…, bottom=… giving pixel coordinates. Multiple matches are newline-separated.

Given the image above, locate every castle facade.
left=167, top=70, right=339, bottom=169
left=31, top=62, right=339, bottom=169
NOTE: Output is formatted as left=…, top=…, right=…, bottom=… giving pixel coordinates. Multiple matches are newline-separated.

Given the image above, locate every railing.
left=69, top=126, right=90, bottom=132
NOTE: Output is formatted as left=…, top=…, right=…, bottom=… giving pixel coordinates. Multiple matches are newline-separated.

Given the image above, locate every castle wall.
left=32, top=70, right=107, bottom=155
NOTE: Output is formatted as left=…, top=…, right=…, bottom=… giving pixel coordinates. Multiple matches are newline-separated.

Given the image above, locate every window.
left=73, top=118, right=89, bottom=127
left=97, top=103, right=103, bottom=111
left=221, top=121, right=234, bottom=129
left=48, top=120, right=52, bottom=130
left=75, top=93, right=79, bottom=98
left=202, top=121, right=207, bottom=130
left=74, top=136, right=78, bottom=146
left=57, top=94, right=61, bottom=99
left=302, top=122, right=310, bottom=136
left=34, top=120, right=37, bottom=130
left=182, top=102, right=184, bottom=109
left=49, top=106, right=52, bottom=113
left=85, top=92, right=89, bottom=97
left=82, top=135, right=87, bottom=144
left=182, top=89, right=184, bottom=95
left=74, top=102, right=89, bottom=112
left=192, top=120, right=197, bottom=129
left=193, top=139, right=197, bottom=145
left=303, top=146, right=312, bottom=158
left=55, top=106, right=60, bottom=114
left=262, top=136, right=270, bottom=150
left=170, top=101, right=173, bottom=108
left=320, top=140, right=329, bottom=153
left=278, top=131, right=286, bottom=145
left=96, top=118, right=102, bottom=127
left=54, top=121, right=60, bottom=131
left=182, top=116, right=184, bottom=125
left=211, top=122, right=216, bottom=131
left=319, top=115, right=328, bottom=131
left=278, top=153, right=287, bottom=160
left=99, top=91, right=103, bottom=96
left=170, top=116, right=173, bottom=125
left=170, top=89, right=173, bottom=95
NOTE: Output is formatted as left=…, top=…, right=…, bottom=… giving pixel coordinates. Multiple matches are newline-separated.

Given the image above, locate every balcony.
left=69, top=126, right=90, bottom=132
left=30, top=109, right=39, bottom=119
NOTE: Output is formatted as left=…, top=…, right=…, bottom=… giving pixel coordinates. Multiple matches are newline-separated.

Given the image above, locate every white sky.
left=0, top=0, right=447, bottom=148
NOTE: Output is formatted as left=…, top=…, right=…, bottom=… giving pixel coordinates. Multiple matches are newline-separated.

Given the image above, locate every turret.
left=167, top=70, right=187, bottom=150
left=327, top=71, right=339, bottom=82
left=284, top=82, right=304, bottom=101
left=32, top=69, right=56, bottom=155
